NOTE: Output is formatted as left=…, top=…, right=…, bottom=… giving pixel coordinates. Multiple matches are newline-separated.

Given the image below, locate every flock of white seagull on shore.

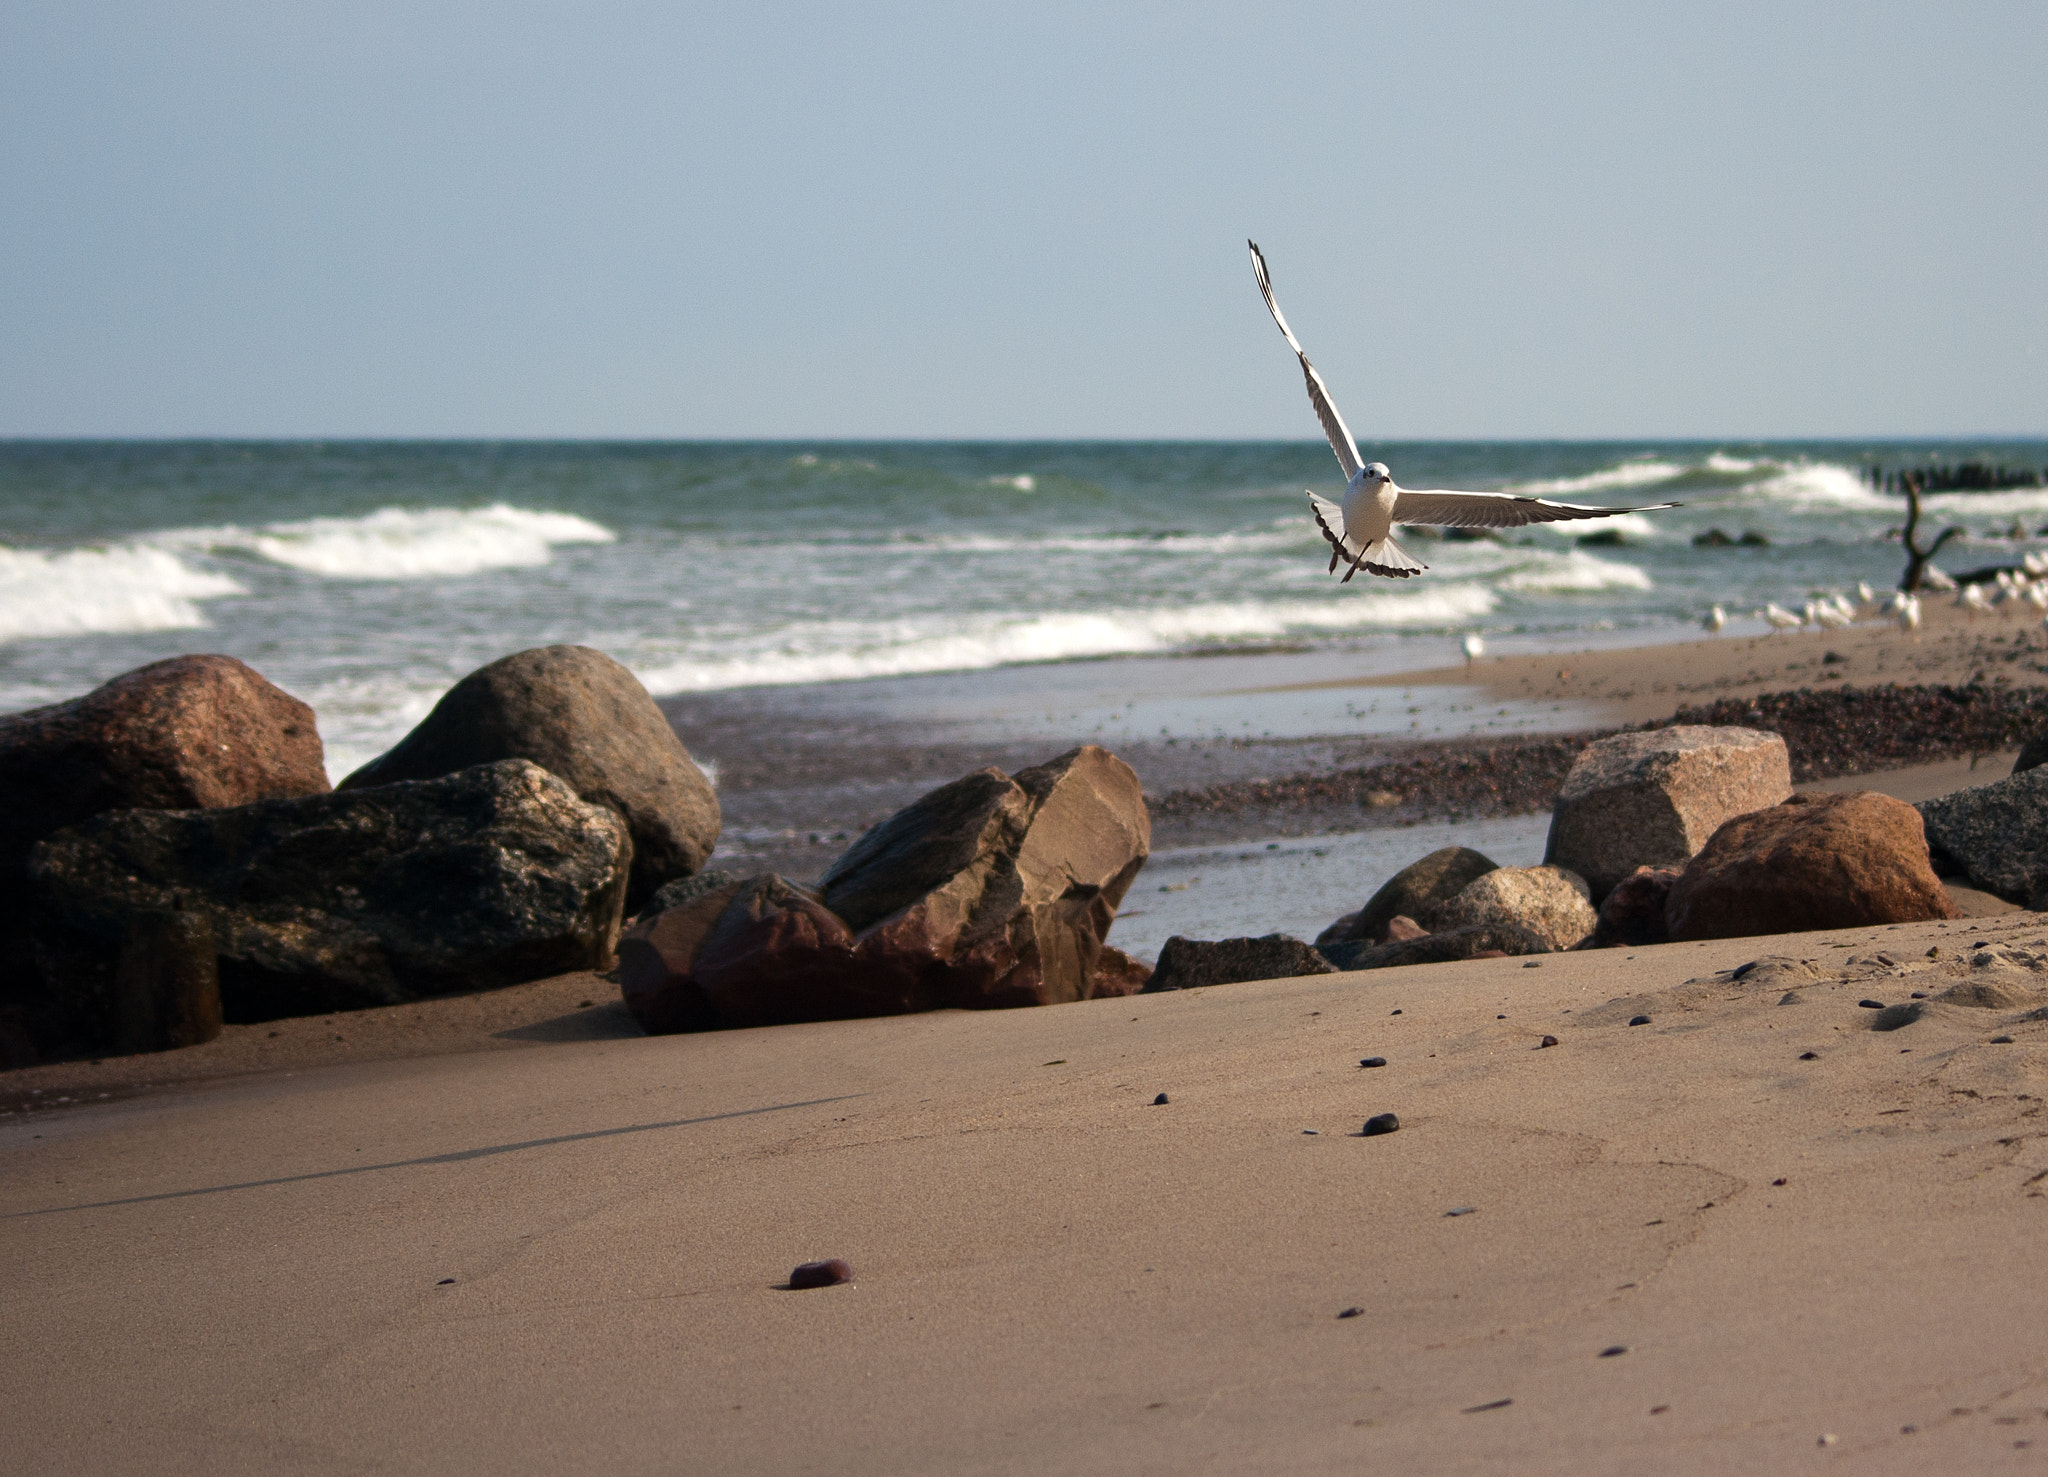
left=1704, top=552, right=2048, bottom=641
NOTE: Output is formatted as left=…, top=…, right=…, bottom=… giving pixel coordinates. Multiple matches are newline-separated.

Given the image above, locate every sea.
left=1, top=439, right=2043, bottom=781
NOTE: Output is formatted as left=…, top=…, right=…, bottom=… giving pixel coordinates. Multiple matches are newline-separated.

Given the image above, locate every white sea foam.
left=1921, top=487, right=2048, bottom=518
left=1506, top=460, right=1685, bottom=497
left=1703, top=452, right=1770, bottom=475
left=989, top=474, right=1037, bottom=492
left=171, top=504, right=616, bottom=580
left=635, top=587, right=1499, bottom=693
left=0, top=544, right=245, bottom=643
left=1496, top=550, right=1656, bottom=594
left=1751, top=463, right=1888, bottom=511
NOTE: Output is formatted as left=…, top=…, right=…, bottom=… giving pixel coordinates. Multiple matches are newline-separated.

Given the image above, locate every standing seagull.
left=1249, top=241, right=1678, bottom=581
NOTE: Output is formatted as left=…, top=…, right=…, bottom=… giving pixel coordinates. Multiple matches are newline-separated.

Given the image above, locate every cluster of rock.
left=618, top=746, right=1152, bottom=1032
left=1151, top=722, right=1977, bottom=988
left=3, top=646, right=719, bottom=1063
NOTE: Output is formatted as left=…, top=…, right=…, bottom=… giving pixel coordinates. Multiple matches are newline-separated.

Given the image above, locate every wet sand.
left=9, top=910, right=2048, bottom=1473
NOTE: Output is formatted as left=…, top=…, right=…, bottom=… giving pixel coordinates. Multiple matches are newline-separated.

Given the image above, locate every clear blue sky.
left=3, top=1, right=2043, bottom=438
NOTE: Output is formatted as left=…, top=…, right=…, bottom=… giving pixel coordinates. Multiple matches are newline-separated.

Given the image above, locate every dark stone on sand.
left=1629, top=1014, right=1652, bottom=1026
left=1917, top=765, right=2048, bottom=906
left=339, top=645, right=720, bottom=912
left=1665, top=791, right=1962, bottom=941
left=114, top=909, right=222, bottom=1053
left=1538, top=1034, right=1559, bottom=1047
left=1858, top=999, right=1886, bottom=1009
left=1799, top=1051, right=1820, bottom=1060
left=1361, top=1113, right=1400, bottom=1137
left=1337, top=1307, right=1363, bottom=1319
left=1871, top=1002, right=1923, bottom=1031
left=1143, top=934, right=1335, bottom=992
left=1992, top=1035, right=2015, bottom=1043
left=788, top=1258, right=852, bottom=1290
left=1586, top=866, right=1683, bottom=949
left=1153, top=1092, right=1169, bottom=1105
left=1316, top=846, right=1498, bottom=947
left=1319, top=921, right=1554, bottom=971
left=30, top=760, right=629, bottom=1042
left=1359, top=1056, right=1387, bottom=1068
left=1600, top=1346, right=1628, bottom=1358
left=0, top=655, right=329, bottom=1048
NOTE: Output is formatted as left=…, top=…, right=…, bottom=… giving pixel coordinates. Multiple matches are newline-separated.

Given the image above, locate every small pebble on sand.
left=1858, top=999, right=1885, bottom=1009
left=1445, top=1206, right=1476, bottom=1217
left=1359, top=1056, right=1387, bottom=1068
left=1337, top=1307, right=1363, bottom=1319
left=1629, top=1014, right=1651, bottom=1026
left=1599, top=1346, right=1627, bottom=1358
left=1361, top=1113, right=1400, bottom=1137
left=1799, top=1051, right=1820, bottom=1060
left=1991, top=1036, right=2015, bottom=1044
left=1538, top=1035, right=1559, bottom=1048
left=788, top=1259, right=853, bottom=1290
left=1153, top=1092, right=1170, bottom=1105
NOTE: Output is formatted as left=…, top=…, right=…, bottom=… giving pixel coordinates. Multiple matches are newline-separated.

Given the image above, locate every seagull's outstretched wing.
left=1250, top=240, right=1362, bottom=481
left=1391, top=489, right=1679, bottom=529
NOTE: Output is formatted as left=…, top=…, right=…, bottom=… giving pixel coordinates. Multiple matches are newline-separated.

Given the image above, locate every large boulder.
left=339, top=645, right=718, bottom=912
left=1422, top=865, right=1598, bottom=952
left=29, top=760, right=629, bottom=1050
left=1316, top=846, right=1498, bottom=946
left=1321, top=921, right=1554, bottom=971
left=1583, top=865, right=1682, bottom=949
left=1917, top=766, right=2048, bottom=906
left=1545, top=726, right=1790, bottom=901
left=1665, top=791, right=1962, bottom=941
left=0, top=654, right=328, bottom=902
left=1141, top=935, right=1335, bottom=992
left=621, top=746, right=1150, bottom=1033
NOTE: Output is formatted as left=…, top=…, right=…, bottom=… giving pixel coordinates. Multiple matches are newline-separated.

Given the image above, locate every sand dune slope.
left=8, top=914, right=2048, bottom=1474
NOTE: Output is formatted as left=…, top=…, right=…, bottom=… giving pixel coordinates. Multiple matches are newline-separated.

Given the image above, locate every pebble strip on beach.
left=1152, top=682, right=2048, bottom=826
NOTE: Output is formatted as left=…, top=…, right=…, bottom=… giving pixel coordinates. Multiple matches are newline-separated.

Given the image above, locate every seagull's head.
left=1361, top=462, right=1392, bottom=487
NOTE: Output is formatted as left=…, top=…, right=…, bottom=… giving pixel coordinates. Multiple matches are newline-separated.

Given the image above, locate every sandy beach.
left=8, top=608, right=2048, bottom=1473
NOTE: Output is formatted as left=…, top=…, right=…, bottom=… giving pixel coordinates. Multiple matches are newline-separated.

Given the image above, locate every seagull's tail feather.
left=1310, top=493, right=1430, bottom=582
left=1353, top=532, right=1428, bottom=581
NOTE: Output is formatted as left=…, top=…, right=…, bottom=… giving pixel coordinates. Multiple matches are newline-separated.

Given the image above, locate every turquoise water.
left=1, top=439, right=2042, bottom=775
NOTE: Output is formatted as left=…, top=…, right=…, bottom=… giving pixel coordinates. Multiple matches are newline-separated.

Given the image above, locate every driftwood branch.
left=1898, top=472, right=1963, bottom=592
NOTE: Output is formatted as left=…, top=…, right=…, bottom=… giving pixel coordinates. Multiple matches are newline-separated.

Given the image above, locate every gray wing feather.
left=1250, top=241, right=1363, bottom=481
left=1392, top=489, right=1679, bottom=529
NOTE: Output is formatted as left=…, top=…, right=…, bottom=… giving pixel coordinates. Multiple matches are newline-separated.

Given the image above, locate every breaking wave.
left=0, top=544, right=245, bottom=643
left=170, top=504, right=616, bottom=580
left=635, top=587, right=1500, bottom=693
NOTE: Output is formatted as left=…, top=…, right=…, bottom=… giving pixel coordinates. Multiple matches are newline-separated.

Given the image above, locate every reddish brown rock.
left=1584, top=865, right=1682, bottom=949
left=0, top=654, right=328, bottom=896
left=1665, top=791, right=1963, bottom=942
left=617, top=875, right=747, bottom=1035
left=620, top=746, right=1150, bottom=1033
left=1384, top=915, right=1428, bottom=942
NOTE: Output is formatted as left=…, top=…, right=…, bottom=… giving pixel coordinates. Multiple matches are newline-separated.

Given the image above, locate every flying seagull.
left=1248, top=240, right=1679, bottom=581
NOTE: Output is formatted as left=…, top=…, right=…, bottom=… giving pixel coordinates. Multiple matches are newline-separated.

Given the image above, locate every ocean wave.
left=168, top=504, right=616, bottom=580
left=1506, top=460, right=1686, bottom=497
left=1748, top=463, right=1889, bottom=512
left=634, top=588, right=1500, bottom=693
left=1495, top=550, right=1655, bottom=594
left=988, top=474, right=1037, bottom=492
left=1703, top=452, right=1770, bottom=474
left=0, top=544, right=245, bottom=643
left=1920, top=487, right=2048, bottom=518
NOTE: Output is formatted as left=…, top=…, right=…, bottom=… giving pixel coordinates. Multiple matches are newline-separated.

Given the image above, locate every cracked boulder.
left=620, top=745, right=1149, bottom=1033
left=1917, top=765, right=2048, bottom=907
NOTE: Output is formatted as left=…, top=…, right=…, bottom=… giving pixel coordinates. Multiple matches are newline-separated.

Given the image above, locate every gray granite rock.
left=340, top=645, right=719, bottom=913
left=1917, top=765, right=2048, bottom=905
left=1422, top=865, right=1598, bottom=952
left=1545, top=726, right=1790, bottom=901
left=1141, top=934, right=1335, bottom=992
